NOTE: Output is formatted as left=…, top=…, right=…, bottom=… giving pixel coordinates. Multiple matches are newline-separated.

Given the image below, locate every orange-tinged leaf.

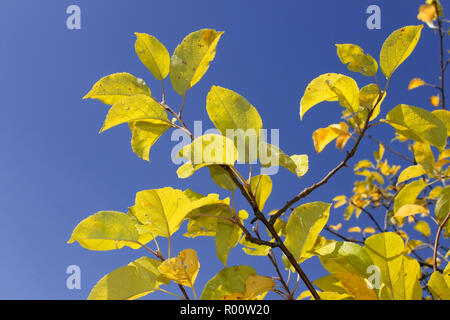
left=417, top=4, right=437, bottom=23
left=408, top=78, right=426, bottom=90
left=347, top=226, right=362, bottom=233
left=431, top=95, right=440, bottom=107
left=330, top=223, right=343, bottom=231
left=363, top=227, right=376, bottom=235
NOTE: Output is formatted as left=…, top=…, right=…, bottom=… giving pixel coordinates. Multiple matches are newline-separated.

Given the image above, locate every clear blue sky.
left=0, top=0, right=443, bottom=299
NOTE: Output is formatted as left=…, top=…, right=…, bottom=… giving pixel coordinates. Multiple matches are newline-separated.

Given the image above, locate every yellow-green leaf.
left=88, top=257, right=169, bottom=300
left=158, top=249, right=200, bottom=287
left=259, top=143, right=308, bottom=179
left=379, top=25, right=423, bottom=79
left=414, top=220, right=431, bottom=237
left=300, top=73, right=358, bottom=119
left=250, top=175, right=272, bottom=211
left=135, top=33, right=170, bottom=80
left=243, top=275, right=275, bottom=300
left=284, top=202, right=331, bottom=263
left=170, top=29, right=223, bottom=95
left=200, top=266, right=256, bottom=300
left=432, top=110, right=450, bottom=136
left=208, top=165, right=237, bottom=191
left=359, top=83, right=385, bottom=122
left=83, top=72, right=152, bottom=105
left=68, top=211, right=139, bottom=251
left=240, top=237, right=272, bottom=256
left=100, top=94, right=169, bottom=133
left=393, top=180, right=428, bottom=214
left=336, top=44, right=378, bottom=76
left=129, top=120, right=171, bottom=161
left=413, top=142, right=435, bottom=171
left=215, top=210, right=242, bottom=266
left=428, top=271, right=450, bottom=300
left=435, top=186, right=450, bottom=236
left=394, top=204, right=429, bottom=218
left=333, top=272, right=378, bottom=300
left=385, top=104, right=446, bottom=150
left=129, top=187, right=192, bottom=238
left=206, top=86, right=263, bottom=163
left=397, top=165, right=426, bottom=185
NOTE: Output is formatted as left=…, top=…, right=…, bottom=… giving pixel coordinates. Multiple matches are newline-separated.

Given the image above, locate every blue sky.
left=0, top=0, right=444, bottom=299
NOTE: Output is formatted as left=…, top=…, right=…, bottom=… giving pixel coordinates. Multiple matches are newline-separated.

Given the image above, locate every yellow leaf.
left=380, top=25, right=423, bottom=79
left=408, top=78, right=426, bottom=90
left=243, top=275, right=275, bottom=300
left=430, top=95, right=440, bottom=107
left=417, top=4, right=437, bottom=23
left=394, top=180, right=428, bottom=214
left=354, top=160, right=373, bottom=170
left=83, top=72, right=152, bottom=105
left=170, top=29, right=223, bottom=95
left=333, top=195, right=347, bottom=208
left=428, top=271, right=450, bottom=300
left=250, top=175, right=272, bottom=211
left=334, top=272, right=378, bottom=300
left=363, top=227, right=376, bottom=235
left=158, top=249, right=200, bottom=287
left=414, top=220, right=431, bottom=237
left=330, top=223, right=343, bottom=231
left=129, top=120, right=172, bottom=161
left=347, top=226, right=361, bottom=233
left=134, top=33, right=170, bottom=80
left=394, top=204, right=429, bottom=218
left=433, top=110, right=450, bottom=136
left=397, top=165, right=426, bottom=185
left=335, top=44, right=378, bottom=76
left=374, top=143, right=385, bottom=161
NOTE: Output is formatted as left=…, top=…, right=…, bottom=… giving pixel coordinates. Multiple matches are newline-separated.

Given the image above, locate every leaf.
left=100, top=94, right=170, bottom=133
left=129, top=120, right=172, bottom=161
left=363, top=227, right=376, bottom=235
left=397, top=165, right=426, bottom=185
left=312, top=123, right=349, bottom=153
left=317, top=241, right=374, bottom=278
left=240, top=237, right=272, bottom=256
left=379, top=25, right=423, bottom=79
left=385, top=104, right=447, bottom=150
left=432, top=110, right=450, bottom=136
left=170, top=29, right=223, bottom=95
left=347, top=226, right=361, bottom=233
left=134, top=33, right=170, bottom=80
left=206, top=86, right=263, bottom=163
left=284, top=202, right=331, bottom=263
left=336, top=44, right=378, bottom=76
left=208, top=165, right=237, bottom=191
left=259, top=143, right=308, bottom=178
left=68, top=211, right=139, bottom=251
left=359, top=83, right=385, bottom=121
left=333, top=272, right=378, bottom=300
left=83, top=72, right=152, bottom=105
left=430, top=95, right=440, bottom=107
left=393, top=180, right=428, bottom=214
left=414, top=220, right=431, bottom=237
left=435, top=186, right=450, bottom=236
left=200, top=266, right=256, bottom=300
left=364, top=232, right=421, bottom=300
left=250, top=175, right=272, bottom=211
left=330, top=223, right=343, bottom=231
left=243, top=275, right=275, bottom=300
left=413, top=142, right=435, bottom=171
left=299, top=73, right=359, bottom=119
left=129, top=187, right=192, bottom=238
left=215, top=211, right=242, bottom=266
left=373, top=143, right=385, bottom=161
left=184, top=202, right=231, bottom=238
left=395, top=204, right=429, bottom=218
left=428, top=271, right=450, bottom=300
left=158, top=249, right=200, bottom=287
left=417, top=4, right=438, bottom=23
left=313, top=274, right=347, bottom=294
left=408, top=78, right=426, bottom=90
left=88, top=257, right=169, bottom=300
left=333, top=195, right=347, bottom=208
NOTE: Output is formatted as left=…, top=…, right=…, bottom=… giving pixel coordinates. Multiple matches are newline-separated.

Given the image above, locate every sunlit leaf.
left=414, top=220, right=431, bottom=237
left=408, top=78, right=426, bottom=90
left=208, top=165, right=237, bottom=191
left=397, top=165, right=426, bottom=185
left=83, top=72, right=151, bottom=105
left=158, top=249, right=199, bottom=287
left=336, top=44, right=378, bottom=76
left=259, top=143, right=308, bottom=179
left=170, top=29, right=223, bottom=95
left=334, top=272, right=378, bottom=300
left=250, top=175, right=272, bottom=211
left=430, top=95, right=440, bottom=107
left=394, top=180, right=428, bottom=214
left=347, top=226, right=361, bottom=233
left=312, top=123, right=349, bottom=153
left=432, top=110, right=450, bottom=136
left=379, top=25, right=423, bottom=79
left=428, top=271, right=450, bottom=300
left=135, top=33, right=170, bottom=80
left=129, top=120, right=171, bottom=161
left=395, top=204, right=429, bottom=218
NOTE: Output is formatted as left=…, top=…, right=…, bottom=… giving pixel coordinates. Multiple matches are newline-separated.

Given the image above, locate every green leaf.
left=170, top=29, right=223, bottom=95
left=250, top=175, right=272, bottom=211
left=428, top=271, right=450, bottom=300
left=134, top=33, right=170, bottom=80
left=129, top=120, right=171, bottom=161
left=393, top=180, right=428, bottom=214
left=379, top=25, right=423, bottom=79
left=208, top=165, right=237, bottom=191
left=284, top=202, right=331, bottom=264
left=100, top=94, right=170, bottom=133
left=364, top=232, right=421, bottom=300
left=397, top=165, right=426, bottom=185
left=129, top=187, right=192, bottom=238
left=68, top=211, right=140, bottom=251
left=83, top=72, right=152, bottom=105
left=317, top=241, right=374, bottom=278
left=206, top=86, right=263, bottom=163
left=336, top=44, right=378, bottom=76
left=260, top=143, right=308, bottom=179
left=184, top=202, right=231, bottom=238
left=385, top=104, right=446, bottom=150
left=300, top=73, right=359, bottom=119
left=88, top=257, right=169, bottom=300
left=200, top=266, right=256, bottom=300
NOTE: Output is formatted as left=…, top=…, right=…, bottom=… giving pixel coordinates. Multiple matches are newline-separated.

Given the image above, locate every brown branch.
left=433, top=211, right=450, bottom=271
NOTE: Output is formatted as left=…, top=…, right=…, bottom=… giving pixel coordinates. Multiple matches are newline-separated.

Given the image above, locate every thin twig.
left=433, top=211, right=450, bottom=271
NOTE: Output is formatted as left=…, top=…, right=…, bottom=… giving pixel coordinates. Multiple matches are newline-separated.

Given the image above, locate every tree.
left=68, top=0, right=449, bottom=300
